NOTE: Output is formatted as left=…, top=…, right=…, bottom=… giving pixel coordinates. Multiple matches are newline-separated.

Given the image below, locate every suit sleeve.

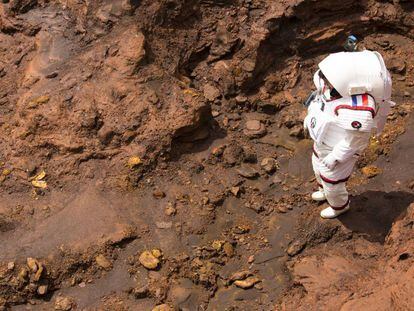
left=330, top=130, right=371, bottom=163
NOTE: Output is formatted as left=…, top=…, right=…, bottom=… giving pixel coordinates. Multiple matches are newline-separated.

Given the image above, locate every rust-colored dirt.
left=0, top=0, right=413, bottom=310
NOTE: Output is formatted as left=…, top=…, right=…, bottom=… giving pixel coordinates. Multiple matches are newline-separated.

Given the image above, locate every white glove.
left=303, top=116, right=308, bottom=132
left=322, top=153, right=337, bottom=170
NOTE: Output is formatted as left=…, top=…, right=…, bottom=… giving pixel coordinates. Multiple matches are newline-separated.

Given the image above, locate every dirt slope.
left=0, top=0, right=413, bottom=310
left=279, top=113, right=414, bottom=310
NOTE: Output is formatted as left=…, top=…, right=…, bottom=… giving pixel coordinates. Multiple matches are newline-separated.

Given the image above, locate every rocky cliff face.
left=0, top=0, right=413, bottom=193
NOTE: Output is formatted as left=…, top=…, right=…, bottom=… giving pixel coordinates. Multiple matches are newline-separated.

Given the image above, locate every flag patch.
left=351, top=94, right=369, bottom=107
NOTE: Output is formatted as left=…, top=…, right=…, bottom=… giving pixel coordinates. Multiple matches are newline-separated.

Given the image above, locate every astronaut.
left=304, top=50, right=393, bottom=219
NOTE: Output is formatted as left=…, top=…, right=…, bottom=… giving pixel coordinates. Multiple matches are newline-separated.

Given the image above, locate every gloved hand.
left=303, top=116, right=308, bottom=132
left=303, top=123, right=309, bottom=139
left=322, top=153, right=337, bottom=170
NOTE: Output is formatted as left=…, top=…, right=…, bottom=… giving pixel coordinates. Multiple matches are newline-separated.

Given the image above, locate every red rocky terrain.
left=0, top=0, right=413, bottom=310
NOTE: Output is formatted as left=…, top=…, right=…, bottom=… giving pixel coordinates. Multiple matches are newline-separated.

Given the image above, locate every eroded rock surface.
left=0, top=0, right=413, bottom=310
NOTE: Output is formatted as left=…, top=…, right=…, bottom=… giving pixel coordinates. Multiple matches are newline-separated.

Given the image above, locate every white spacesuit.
left=304, top=50, right=393, bottom=219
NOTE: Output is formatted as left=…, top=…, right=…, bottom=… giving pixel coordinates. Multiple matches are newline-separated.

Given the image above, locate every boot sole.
left=320, top=207, right=350, bottom=219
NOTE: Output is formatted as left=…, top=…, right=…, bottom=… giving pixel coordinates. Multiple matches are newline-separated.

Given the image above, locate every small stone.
left=361, top=165, right=382, bottom=178
left=97, top=126, right=115, bottom=144
left=230, top=270, right=252, bottom=282
left=153, top=189, right=166, bottom=199
left=211, top=110, right=220, bottom=117
left=236, top=165, right=259, bottom=179
left=378, top=40, right=390, bottom=48
left=18, top=267, right=28, bottom=282
left=122, top=130, right=137, bottom=143
left=212, top=240, right=223, bottom=251
left=235, top=95, right=248, bottom=103
left=260, top=157, right=277, bottom=173
left=2, top=169, right=11, bottom=176
left=37, top=285, right=48, bottom=295
left=211, top=145, right=226, bottom=157
left=139, top=251, right=160, bottom=270
left=289, top=125, right=303, bottom=138
left=147, top=91, right=159, bottom=104
left=242, top=60, right=256, bottom=72
left=242, top=147, right=257, bottom=163
left=151, top=249, right=162, bottom=258
left=96, top=7, right=111, bottom=23
left=272, top=175, right=282, bottom=184
left=54, top=296, right=73, bottom=311
left=245, top=120, right=261, bottom=131
left=46, top=71, right=58, bottom=79
left=223, top=116, right=229, bottom=127
left=287, top=240, right=305, bottom=256
left=387, top=57, right=406, bottom=74
left=223, top=144, right=244, bottom=166
left=7, top=262, right=15, bottom=271
left=233, top=225, right=250, bottom=234
left=203, top=84, right=221, bottom=101
left=152, top=304, right=174, bottom=311
left=248, top=255, right=255, bottom=263
left=28, top=95, right=50, bottom=108
left=404, top=91, right=411, bottom=97
left=246, top=202, right=263, bottom=213
left=227, top=113, right=242, bottom=121
left=31, top=180, right=47, bottom=189
left=156, top=221, right=173, bottom=229
left=223, top=242, right=234, bottom=257
left=95, top=254, right=112, bottom=270
left=254, top=283, right=263, bottom=290
left=63, top=94, right=73, bottom=102
left=277, top=205, right=287, bottom=213
left=127, top=156, right=142, bottom=169
left=231, top=186, right=240, bottom=197
left=165, top=202, right=176, bottom=216
left=27, top=258, right=39, bottom=273
left=133, top=285, right=150, bottom=299
left=33, top=263, right=44, bottom=281
left=243, top=120, right=267, bottom=138
left=234, top=276, right=260, bottom=289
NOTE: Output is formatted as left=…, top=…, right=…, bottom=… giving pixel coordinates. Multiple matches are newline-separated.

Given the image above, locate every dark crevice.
left=170, top=116, right=227, bottom=161
left=180, top=45, right=211, bottom=78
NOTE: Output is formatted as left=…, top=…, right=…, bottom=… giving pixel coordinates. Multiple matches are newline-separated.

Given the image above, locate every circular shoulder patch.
left=351, top=121, right=362, bottom=129
left=310, top=117, right=317, bottom=129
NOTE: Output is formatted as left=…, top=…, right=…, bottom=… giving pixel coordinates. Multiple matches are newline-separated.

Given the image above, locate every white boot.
left=311, top=189, right=326, bottom=202
left=320, top=204, right=350, bottom=219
